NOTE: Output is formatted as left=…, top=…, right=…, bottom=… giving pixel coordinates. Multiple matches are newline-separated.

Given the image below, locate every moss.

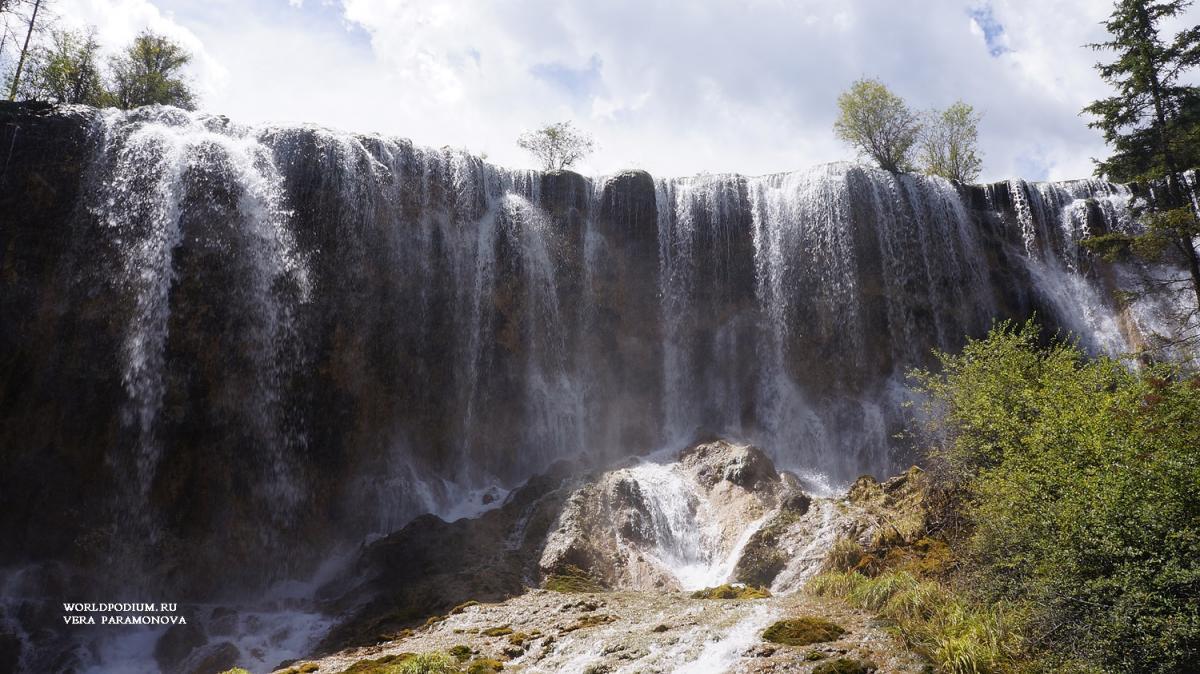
left=761, top=617, right=846, bottom=646
left=449, top=644, right=472, bottom=661
left=466, top=657, right=504, bottom=674
left=481, top=626, right=513, bottom=637
left=506, top=631, right=533, bottom=645
left=449, top=600, right=480, bottom=614
left=812, top=657, right=877, bottom=674
left=298, top=664, right=320, bottom=673
left=562, top=614, right=618, bottom=633
left=423, top=615, right=447, bottom=629
left=543, top=564, right=604, bottom=593
left=339, top=655, right=403, bottom=674
left=219, top=669, right=252, bottom=674
left=395, top=653, right=459, bottom=674
left=804, top=650, right=827, bottom=661
left=690, top=583, right=771, bottom=599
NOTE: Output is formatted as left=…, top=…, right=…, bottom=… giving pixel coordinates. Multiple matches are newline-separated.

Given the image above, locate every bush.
left=909, top=320, right=1200, bottom=672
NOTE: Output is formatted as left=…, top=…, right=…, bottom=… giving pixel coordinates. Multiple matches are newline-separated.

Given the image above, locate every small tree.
left=16, top=27, right=105, bottom=105
left=108, top=30, right=195, bottom=110
left=4, top=0, right=47, bottom=100
left=517, top=121, right=594, bottom=171
left=834, top=78, right=921, bottom=172
left=919, top=101, right=983, bottom=183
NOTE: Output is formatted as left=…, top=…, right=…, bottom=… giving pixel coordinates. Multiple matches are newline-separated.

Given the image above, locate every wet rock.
left=540, top=439, right=787, bottom=590
left=155, top=623, right=208, bottom=673
left=181, top=642, right=240, bottom=674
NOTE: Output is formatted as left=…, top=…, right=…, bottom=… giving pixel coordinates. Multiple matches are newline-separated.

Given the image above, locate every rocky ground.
left=261, top=440, right=938, bottom=673
left=288, top=588, right=927, bottom=673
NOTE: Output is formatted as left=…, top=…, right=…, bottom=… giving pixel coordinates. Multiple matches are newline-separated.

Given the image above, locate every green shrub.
left=908, top=320, right=1200, bottom=673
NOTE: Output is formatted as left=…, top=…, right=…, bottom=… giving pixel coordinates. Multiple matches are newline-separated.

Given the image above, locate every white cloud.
left=52, top=0, right=1200, bottom=182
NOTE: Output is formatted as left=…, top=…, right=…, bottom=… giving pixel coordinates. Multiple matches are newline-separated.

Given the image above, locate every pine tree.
left=1083, top=0, right=1200, bottom=334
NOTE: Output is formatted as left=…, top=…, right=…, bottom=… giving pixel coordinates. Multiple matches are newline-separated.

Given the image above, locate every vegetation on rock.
left=812, top=657, right=878, bottom=674
left=465, top=657, right=504, bottom=674
left=761, top=617, right=847, bottom=646
left=689, top=583, right=771, bottom=599
left=542, top=564, right=604, bottom=593
left=562, top=614, right=618, bottom=633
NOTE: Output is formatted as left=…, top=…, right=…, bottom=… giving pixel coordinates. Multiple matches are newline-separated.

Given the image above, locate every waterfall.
left=51, top=107, right=1183, bottom=545
left=1, top=104, right=1190, bottom=673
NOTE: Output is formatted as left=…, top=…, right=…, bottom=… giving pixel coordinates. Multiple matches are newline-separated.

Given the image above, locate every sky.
left=48, top=0, right=1200, bottom=181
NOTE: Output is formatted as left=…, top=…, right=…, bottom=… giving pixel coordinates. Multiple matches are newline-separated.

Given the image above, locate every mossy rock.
left=466, top=657, right=504, bottom=674
left=690, top=583, right=771, bottom=599
left=339, top=654, right=402, bottom=673
left=506, top=631, right=533, bottom=645
left=298, top=663, right=320, bottom=673
left=449, top=644, right=472, bottom=661
left=761, top=617, right=846, bottom=646
left=449, top=600, right=480, bottom=614
left=812, top=657, right=877, bottom=674
left=562, top=614, right=618, bottom=633
left=543, top=565, right=604, bottom=593
left=481, top=626, right=513, bottom=637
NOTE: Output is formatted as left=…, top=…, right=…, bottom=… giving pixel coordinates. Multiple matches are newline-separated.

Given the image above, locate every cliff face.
left=0, top=102, right=1168, bottom=624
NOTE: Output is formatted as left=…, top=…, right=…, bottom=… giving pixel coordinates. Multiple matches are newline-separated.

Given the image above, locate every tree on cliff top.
left=919, top=101, right=983, bottom=183
left=13, top=27, right=105, bottom=105
left=108, top=30, right=195, bottom=110
left=517, top=121, right=594, bottom=171
left=834, top=78, right=921, bottom=173
left=1082, top=0, right=1200, bottom=348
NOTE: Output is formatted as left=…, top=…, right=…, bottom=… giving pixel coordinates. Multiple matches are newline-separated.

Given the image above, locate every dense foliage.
left=911, top=321, right=1200, bottom=672
left=5, top=24, right=196, bottom=109
left=12, top=28, right=105, bottom=105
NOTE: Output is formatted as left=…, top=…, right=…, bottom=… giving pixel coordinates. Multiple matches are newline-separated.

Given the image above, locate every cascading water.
left=0, top=104, right=1191, bottom=673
